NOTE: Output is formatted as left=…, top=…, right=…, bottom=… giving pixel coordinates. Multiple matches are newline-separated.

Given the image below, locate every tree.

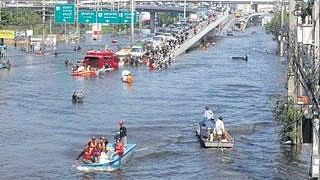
left=265, top=11, right=289, bottom=40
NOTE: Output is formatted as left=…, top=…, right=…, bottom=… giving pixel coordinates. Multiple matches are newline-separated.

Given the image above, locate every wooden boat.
left=231, top=55, right=248, bottom=61
left=70, top=69, right=97, bottom=77
left=76, top=143, right=136, bottom=172
left=195, top=121, right=234, bottom=148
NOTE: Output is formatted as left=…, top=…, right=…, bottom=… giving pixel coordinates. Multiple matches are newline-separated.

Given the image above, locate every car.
left=131, top=45, right=145, bottom=58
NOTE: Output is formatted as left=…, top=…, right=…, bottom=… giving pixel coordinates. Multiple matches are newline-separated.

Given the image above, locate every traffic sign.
left=54, top=4, right=75, bottom=24
left=119, top=11, right=137, bottom=24
left=78, top=11, right=97, bottom=24
left=97, top=11, right=120, bottom=24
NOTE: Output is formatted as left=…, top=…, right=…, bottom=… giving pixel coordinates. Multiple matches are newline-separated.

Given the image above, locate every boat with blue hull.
left=76, top=143, right=136, bottom=172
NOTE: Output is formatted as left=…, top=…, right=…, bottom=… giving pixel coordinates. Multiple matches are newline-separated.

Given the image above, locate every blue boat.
left=76, top=143, right=136, bottom=172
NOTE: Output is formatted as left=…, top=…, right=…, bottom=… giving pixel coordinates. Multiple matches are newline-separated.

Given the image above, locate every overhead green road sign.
left=78, top=11, right=97, bottom=24
left=97, top=11, right=120, bottom=24
left=119, top=11, right=137, bottom=24
left=54, top=4, right=75, bottom=24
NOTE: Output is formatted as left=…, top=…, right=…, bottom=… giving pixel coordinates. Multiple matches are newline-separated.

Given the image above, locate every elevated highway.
left=174, top=14, right=230, bottom=56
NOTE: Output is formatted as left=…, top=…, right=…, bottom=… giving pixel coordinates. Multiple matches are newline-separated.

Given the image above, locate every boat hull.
left=76, top=143, right=136, bottom=172
left=70, top=70, right=97, bottom=77
left=196, top=128, right=234, bottom=148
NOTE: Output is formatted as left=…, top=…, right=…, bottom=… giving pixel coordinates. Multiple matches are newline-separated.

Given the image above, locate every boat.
left=76, top=143, right=136, bottom=172
left=121, top=70, right=133, bottom=83
left=195, top=120, right=234, bottom=148
left=0, top=61, right=10, bottom=69
left=231, top=55, right=248, bottom=61
left=70, top=69, right=97, bottom=77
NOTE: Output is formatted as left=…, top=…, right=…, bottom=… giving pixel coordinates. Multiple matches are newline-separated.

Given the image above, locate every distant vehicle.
left=82, top=50, right=119, bottom=69
left=152, top=35, right=166, bottom=47
left=131, top=45, right=145, bottom=58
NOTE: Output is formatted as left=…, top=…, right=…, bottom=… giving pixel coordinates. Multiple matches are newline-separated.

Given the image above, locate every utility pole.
left=131, top=0, right=135, bottom=45
left=183, top=0, right=187, bottom=20
left=279, top=0, right=285, bottom=57
left=311, top=0, right=320, bottom=177
left=287, top=0, right=297, bottom=103
left=42, top=0, right=46, bottom=49
left=76, top=0, right=79, bottom=43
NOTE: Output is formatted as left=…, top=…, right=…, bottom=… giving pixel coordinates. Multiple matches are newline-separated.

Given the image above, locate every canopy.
left=122, top=70, right=131, bottom=76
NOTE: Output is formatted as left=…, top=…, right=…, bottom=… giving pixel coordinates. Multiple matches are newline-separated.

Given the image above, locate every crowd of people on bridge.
left=123, top=15, right=216, bottom=70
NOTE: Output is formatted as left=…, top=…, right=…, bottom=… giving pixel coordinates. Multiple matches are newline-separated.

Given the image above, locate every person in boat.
left=83, top=146, right=94, bottom=163
left=114, top=138, right=124, bottom=156
left=214, top=116, right=225, bottom=139
left=119, top=120, right=127, bottom=147
left=126, top=74, right=133, bottom=83
left=76, top=142, right=91, bottom=160
left=89, top=137, right=100, bottom=162
left=98, top=137, right=107, bottom=152
left=203, top=106, right=214, bottom=121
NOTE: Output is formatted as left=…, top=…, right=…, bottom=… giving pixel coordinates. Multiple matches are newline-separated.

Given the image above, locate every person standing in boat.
left=214, top=116, right=225, bottom=138
left=119, top=120, right=127, bottom=147
left=203, top=106, right=214, bottom=121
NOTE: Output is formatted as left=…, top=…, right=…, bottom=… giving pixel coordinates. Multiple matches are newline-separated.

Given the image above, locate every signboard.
left=0, top=30, right=15, bottom=39
left=15, top=31, right=26, bottom=41
left=119, top=11, right=137, bottom=24
left=78, top=11, right=97, bottom=24
left=78, top=10, right=137, bottom=24
left=97, top=11, right=120, bottom=24
left=54, top=4, right=75, bottom=24
left=297, top=25, right=313, bottom=45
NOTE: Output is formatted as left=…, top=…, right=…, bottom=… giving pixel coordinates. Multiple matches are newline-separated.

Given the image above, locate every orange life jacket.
left=115, top=142, right=124, bottom=155
left=83, top=150, right=92, bottom=161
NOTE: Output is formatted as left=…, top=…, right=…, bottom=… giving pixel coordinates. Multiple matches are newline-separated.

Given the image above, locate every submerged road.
left=0, top=26, right=311, bottom=179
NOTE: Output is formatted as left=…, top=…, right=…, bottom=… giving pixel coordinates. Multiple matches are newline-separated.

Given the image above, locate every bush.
left=273, top=100, right=303, bottom=143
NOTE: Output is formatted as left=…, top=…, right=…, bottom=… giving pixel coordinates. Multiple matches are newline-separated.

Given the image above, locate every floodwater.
left=0, top=26, right=311, bottom=179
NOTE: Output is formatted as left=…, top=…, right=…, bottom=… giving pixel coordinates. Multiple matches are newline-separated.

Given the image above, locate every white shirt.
left=204, top=110, right=214, bottom=120
left=215, top=119, right=225, bottom=135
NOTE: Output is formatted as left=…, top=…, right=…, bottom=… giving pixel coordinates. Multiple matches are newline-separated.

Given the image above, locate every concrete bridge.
left=174, top=14, right=230, bottom=56
left=5, top=4, right=199, bottom=14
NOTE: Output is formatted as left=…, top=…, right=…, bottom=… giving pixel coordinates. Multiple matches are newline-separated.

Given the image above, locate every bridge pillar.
left=251, top=4, right=258, bottom=13
left=150, top=11, right=156, bottom=33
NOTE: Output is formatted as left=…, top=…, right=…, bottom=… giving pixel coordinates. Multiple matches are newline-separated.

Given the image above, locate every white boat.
left=76, top=143, right=136, bottom=172
left=195, top=120, right=234, bottom=148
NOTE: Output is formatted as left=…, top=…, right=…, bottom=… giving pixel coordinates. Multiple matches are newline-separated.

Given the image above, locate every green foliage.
left=158, top=12, right=175, bottom=27
left=273, top=100, right=303, bottom=143
left=265, top=12, right=289, bottom=40
left=0, top=8, right=41, bottom=28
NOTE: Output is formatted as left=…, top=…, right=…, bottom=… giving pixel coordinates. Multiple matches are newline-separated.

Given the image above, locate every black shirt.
left=119, top=126, right=127, bottom=138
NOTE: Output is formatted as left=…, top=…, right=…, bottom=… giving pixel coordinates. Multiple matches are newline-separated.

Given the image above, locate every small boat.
left=231, top=55, right=248, bottom=61
left=70, top=69, right=97, bottom=77
left=112, top=39, right=118, bottom=44
left=0, top=61, right=10, bottom=69
left=121, top=70, right=133, bottom=83
left=76, top=143, right=136, bottom=172
left=72, top=91, right=85, bottom=103
left=195, top=120, right=234, bottom=148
